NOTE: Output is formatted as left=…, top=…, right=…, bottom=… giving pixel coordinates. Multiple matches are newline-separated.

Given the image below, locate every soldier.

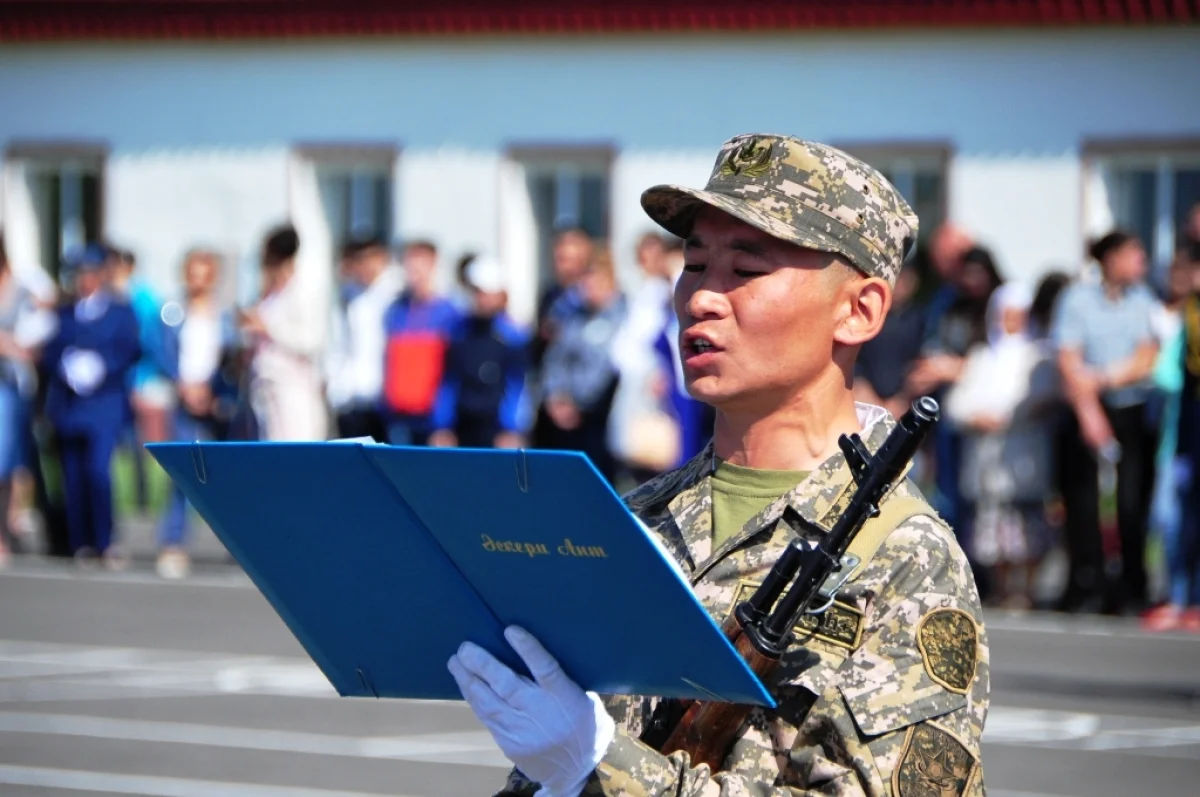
left=447, top=134, right=989, bottom=796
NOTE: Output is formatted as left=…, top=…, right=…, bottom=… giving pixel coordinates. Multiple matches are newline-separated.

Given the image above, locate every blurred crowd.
left=1, top=200, right=1200, bottom=634
left=0, top=224, right=712, bottom=582
left=857, top=203, right=1200, bottom=631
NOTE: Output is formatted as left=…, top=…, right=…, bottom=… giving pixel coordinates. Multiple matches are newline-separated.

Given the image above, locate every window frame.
left=1081, top=137, right=1200, bottom=273
left=3, top=139, right=110, bottom=277
left=502, top=141, right=616, bottom=266
left=291, top=141, right=400, bottom=246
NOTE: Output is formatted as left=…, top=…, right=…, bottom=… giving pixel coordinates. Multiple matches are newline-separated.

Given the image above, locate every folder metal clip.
left=357, top=667, right=379, bottom=699
left=515, top=448, right=530, bottom=493
left=191, top=441, right=208, bottom=484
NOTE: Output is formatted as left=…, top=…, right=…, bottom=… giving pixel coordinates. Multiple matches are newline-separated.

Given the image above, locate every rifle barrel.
left=753, top=398, right=940, bottom=652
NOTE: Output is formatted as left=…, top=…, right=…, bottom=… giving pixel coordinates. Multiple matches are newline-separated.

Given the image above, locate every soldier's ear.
left=833, top=276, right=890, bottom=347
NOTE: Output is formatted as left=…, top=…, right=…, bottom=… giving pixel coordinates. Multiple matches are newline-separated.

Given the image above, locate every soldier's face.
left=674, top=207, right=849, bottom=413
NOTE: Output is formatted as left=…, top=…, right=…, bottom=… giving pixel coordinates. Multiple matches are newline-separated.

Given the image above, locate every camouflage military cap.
left=641, top=134, right=919, bottom=285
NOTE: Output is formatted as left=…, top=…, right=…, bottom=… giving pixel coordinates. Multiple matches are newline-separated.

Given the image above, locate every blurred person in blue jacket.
left=41, top=244, right=141, bottom=568
left=156, top=248, right=238, bottom=579
left=107, top=246, right=169, bottom=513
left=653, top=315, right=715, bottom=471
left=907, top=225, right=976, bottom=533
left=538, top=247, right=626, bottom=483
left=381, top=239, right=461, bottom=446
left=530, top=228, right=593, bottom=450
left=430, top=254, right=531, bottom=450
left=854, top=262, right=925, bottom=420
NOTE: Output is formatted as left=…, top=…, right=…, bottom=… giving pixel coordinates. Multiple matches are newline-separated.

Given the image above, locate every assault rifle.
left=640, top=397, right=941, bottom=770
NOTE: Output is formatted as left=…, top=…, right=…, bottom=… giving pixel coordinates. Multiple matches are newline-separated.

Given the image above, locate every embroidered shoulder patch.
left=893, top=723, right=977, bottom=797
left=727, top=581, right=863, bottom=650
left=917, top=608, right=978, bottom=694
left=793, top=600, right=863, bottom=650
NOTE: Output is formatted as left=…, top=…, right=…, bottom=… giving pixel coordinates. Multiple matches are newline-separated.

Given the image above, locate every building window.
left=298, top=146, right=396, bottom=250
left=834, top=143, right=950, bottom=248
left=1084, top=142, right=1200, bottom=274
left=509, top=146, right=612, bottom=288
left=4, top=143, right=106, bottom=281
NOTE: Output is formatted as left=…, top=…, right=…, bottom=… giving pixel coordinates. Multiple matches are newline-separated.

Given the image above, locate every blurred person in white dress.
left=608, top=232, right=680, bottom=481
left=325, top=235, right=403, bottom=443
left=239, top=225, right=327, bottom=441
left=946, top=282, right=1060, bottom=608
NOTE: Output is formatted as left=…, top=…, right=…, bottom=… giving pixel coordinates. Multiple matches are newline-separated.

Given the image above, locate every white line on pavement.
left=0, top=764, right=1074, bottom=797
left=2, top=705, right=1196, bottom=762
left=983, top=612, right=1200, bottom=642
left=7, top=565, right=1199, bottom=645
left=0, top=711, right=511, bottom=767
left=0, top=764, right=413, bottom=797
left=0, top=566, right=252, bottom=588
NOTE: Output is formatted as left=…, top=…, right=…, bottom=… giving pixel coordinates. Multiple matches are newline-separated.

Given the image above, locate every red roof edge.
left=0, top=1, right=1196, bottom=41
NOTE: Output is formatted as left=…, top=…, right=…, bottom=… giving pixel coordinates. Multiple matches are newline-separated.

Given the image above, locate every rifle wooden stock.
left=719, top=609, right=743, bottom=642
left=652, top=609, right=744, bottom=739
left=658, top=629, right=781, bottom=771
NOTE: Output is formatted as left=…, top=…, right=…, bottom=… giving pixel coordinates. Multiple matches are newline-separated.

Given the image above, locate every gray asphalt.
left=0, top=518, right=1197, bottom=797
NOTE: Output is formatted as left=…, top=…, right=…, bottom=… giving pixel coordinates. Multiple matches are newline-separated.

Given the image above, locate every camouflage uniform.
left=640, top=133, right=920, bottom=288
left=495, top=135, right=989, bottom=796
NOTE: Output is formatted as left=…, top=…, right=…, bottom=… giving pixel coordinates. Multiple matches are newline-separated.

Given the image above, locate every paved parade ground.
left=0, top=541, right=1197, bottom=797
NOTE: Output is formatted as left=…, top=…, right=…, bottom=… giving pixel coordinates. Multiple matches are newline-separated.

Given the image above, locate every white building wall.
left=610, top=150, right=713, bottom=293
left=395, top=147, right=501, bottom=289
left=1, top=28, right=1197, bottom=322
left=105, top=148, right=290, bottom=302
left=952, top=155, right=1086, bottom=281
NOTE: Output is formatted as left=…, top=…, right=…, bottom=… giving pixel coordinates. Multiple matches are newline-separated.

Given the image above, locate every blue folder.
left=146, top=441, right=775, bottom=708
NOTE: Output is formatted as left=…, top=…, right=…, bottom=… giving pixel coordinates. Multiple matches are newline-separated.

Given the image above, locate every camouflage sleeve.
left=568, top=515, right=986, bottom=797
left=826, top=514, right=989, bottom=797
left=491, top=514, right=988, bottom=797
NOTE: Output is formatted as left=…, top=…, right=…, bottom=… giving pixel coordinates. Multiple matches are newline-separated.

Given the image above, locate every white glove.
left=62, top=348, right=107, bottom=396
left=448, top=626, right=615, bottom=797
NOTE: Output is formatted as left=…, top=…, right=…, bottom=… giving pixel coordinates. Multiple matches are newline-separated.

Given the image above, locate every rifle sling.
left=841, top=495, right=933, bottom=584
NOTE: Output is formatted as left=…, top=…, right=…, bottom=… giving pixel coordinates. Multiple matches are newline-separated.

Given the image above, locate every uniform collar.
left=665, top=402, right=894, bottom=583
